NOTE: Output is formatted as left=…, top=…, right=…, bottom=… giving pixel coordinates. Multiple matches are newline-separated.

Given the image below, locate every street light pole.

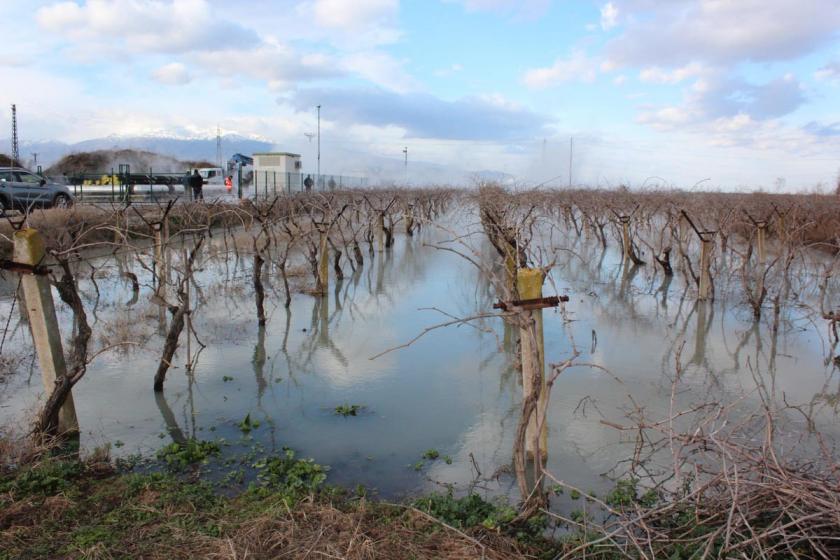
left=316, top=105, right=321, bottom=183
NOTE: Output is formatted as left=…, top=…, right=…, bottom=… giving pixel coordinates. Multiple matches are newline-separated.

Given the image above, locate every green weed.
left=155, top=439, right=220, bottom=470
left=333, top=404, right=364, bottom=417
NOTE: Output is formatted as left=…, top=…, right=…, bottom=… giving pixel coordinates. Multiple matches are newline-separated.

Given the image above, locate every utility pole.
left=215, top=125, right=223, bottom=169
left=402, top=146, right=408, bottom=182
left=11, top=104, right=20, bottom=167
left=568, top=136, right=573, bottom=187
left=316, top=105, right=321, bottom=182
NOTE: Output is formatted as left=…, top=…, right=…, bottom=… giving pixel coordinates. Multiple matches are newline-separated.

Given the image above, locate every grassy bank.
left=0, top=439, right=553, bottom=560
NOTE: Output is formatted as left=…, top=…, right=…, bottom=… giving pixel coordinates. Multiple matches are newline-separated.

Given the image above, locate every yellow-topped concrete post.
left=516, top=267, right=547, bottom=459
left=13, top=228, right=79, bottom=435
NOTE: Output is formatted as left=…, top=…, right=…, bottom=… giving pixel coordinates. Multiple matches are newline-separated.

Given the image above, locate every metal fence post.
left=237, top=163, right=242, bottom=199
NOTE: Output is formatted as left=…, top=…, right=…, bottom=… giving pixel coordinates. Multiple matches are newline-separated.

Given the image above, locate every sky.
left=0, top=0, right=839, bottom=189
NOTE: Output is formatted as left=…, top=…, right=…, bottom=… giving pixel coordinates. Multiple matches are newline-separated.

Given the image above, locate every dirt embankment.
left=45, top=149, right=214, bottom=176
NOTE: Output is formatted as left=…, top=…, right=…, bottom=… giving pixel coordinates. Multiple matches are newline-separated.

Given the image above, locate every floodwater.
left=1, top=212, right=838, bottom=502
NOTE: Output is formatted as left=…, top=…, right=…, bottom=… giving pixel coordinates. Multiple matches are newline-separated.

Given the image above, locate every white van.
left=191, top=167, right=225, bottom=185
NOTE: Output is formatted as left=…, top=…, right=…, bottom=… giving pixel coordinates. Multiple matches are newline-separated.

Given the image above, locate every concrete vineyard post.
left=757, top=224, right=767, bottom=268
left=698, top=236, right=713, bottom=301
left=404, top=209, right=413, bottom=234
left=622, top=220, right=632, bottom=264
left=756, top=224, right=767, bottom=300
left=377, top=214, right=385, bottom=252
left=318, top=232, right=329, bottom=293
left=153, top=223, right=165, bottom=298
left=516, top=267, right=548, bottom=459
left=162, top=217, right=171, bottom=286
left=13, top=228, right=79, bottom=435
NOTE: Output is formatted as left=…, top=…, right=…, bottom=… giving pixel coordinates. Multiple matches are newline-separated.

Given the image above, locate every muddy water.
left=1, top=217, right=838, bottom=500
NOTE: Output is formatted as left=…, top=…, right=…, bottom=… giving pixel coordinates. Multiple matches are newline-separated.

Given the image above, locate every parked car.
left=0, top=167, right=74, bottom=214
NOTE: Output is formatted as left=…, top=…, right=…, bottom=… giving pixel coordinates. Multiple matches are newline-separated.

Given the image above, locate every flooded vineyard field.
left=2, top=191, right=838, bottom=515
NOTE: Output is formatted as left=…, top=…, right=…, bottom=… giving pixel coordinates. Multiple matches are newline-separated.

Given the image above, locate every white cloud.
left=638, top=70, right=806, bottom=132
left=36, top=0, right=258, bottom=55
left=447, top=0, right=551, bottom=18
left=600, top=2, right=618, bottom=30
left=190, top=41, right=340, bottom=90
left=341, top=51, right=418, bottom=93
left=286, top=87, right=550, bottom=141
left=639, top=62, right=705, bottom=84
left=605, top=0, right=840, bottom=67
left=815, top=61, right=840, bottom=82
left=310, top=0, right=396, bottom=28
left=296, top=0, right=402, bottom=48
left=637, top=106, right=698, bottom=129
left=523, top=50, right=598, bottom=88
left=151, top=62, right=192, bottom=85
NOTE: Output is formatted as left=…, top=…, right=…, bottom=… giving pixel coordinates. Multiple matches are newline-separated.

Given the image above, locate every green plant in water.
left=250, top=448, right=327, bottom=505
left=334, top=404, right=364, bottom=416
left=412, top=491, right=517, bottom=531
left=155, top=439, right=220, bottom=470
left=238, top=413, right=260, bottom=433
left=604, top=478, right=659, bottom=509
left=422, top=449, right=440, bottom=460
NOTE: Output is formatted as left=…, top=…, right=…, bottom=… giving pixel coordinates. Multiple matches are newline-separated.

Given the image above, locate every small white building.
left=253, top=152, right=302, bottom=174
left=252, top=152, right=303, bottom=196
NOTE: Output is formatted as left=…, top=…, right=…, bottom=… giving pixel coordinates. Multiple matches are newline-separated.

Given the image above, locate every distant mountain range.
left=0, top=133, right=515, bottom=185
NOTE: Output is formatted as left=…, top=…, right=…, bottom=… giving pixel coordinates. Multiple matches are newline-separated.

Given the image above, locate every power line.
left=316, top=105, right=321, bottom=179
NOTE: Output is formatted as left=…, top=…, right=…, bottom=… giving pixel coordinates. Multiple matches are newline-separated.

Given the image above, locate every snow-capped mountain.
left=0, top=132, right=503, bottom=186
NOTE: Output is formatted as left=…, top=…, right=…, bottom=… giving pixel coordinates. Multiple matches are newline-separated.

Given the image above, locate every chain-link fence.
left=252, top=172, right=369, bottom=199
left=47, top=169, right=370, bottom=204
left=53, top=170, right=190, bottom=203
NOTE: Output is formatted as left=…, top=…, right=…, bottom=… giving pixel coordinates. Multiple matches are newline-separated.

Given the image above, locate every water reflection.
left=0, top=215, right=838, bottom=501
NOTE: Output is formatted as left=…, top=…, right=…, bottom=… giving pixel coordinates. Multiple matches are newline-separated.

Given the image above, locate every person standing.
left=304, top=174, right=313, bottom=192
left=189, top=170, right=204, bottom=201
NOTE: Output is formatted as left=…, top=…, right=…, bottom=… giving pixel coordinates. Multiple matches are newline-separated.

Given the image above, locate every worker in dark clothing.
left=303, top=174, right=313, bottom=192
left=189, top=170, right=204, bottom=200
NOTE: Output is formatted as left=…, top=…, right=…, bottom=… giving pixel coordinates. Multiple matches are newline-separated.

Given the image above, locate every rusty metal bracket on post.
left=0, top=259, right=50, bottom=276
left=493, top=295, right=568, bottom=312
